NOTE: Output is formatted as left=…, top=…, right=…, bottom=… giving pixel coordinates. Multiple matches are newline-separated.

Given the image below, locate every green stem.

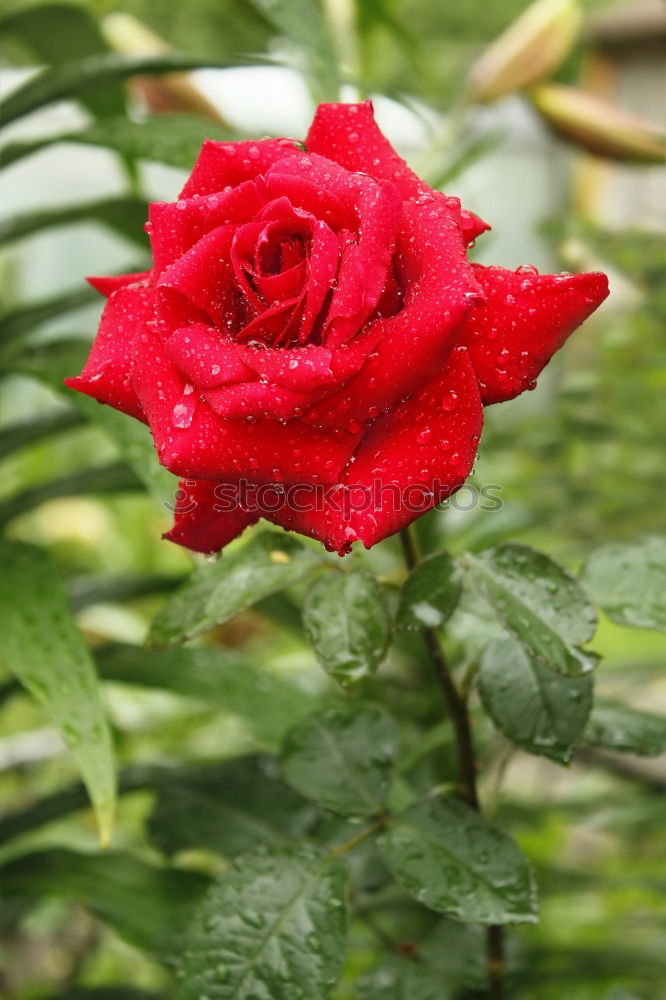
left=399, top=525, right=506, bottom=1000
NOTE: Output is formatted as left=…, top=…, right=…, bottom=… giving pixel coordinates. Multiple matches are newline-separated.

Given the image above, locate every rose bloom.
left=66, top=102, right=608, bottom=555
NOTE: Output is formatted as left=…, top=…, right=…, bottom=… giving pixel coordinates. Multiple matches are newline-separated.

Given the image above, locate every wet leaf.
left=0, top=1, right=125, bottom=119
left=280, top=702, right=398, bottom=817
left=148, top=755, right=318, bottom=858
left=478, top=638, right=593, bottom=763
left=1, top=51, right=249, bottom=126
left=580, top=537, right=666, bottom=632
left=0, top=197, right=149, bottom=247
left=177, top=845, right=347, bottom=1000
left=0, top=286, right=99, bottom=346
left=149, top=531, right=323, bottom=645
left=357, top=958, right=446, bottom=999
left=0, top=848, right=208, bottom=960
left=396, top=550, right=462, bottom=630
left=584, top=701, right=666, bottom=757
left=302, top=568, right=391, bottom=687
left=462, top=543, right=598, bottom=676
left=0, top=542, right=115, bottom=844
left=97, top=644, right=312, bottom=745
left=378, top=796, right=538, bottom=924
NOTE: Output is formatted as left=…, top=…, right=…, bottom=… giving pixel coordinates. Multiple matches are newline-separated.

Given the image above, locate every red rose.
left=65, top=101, right=608, bottom=555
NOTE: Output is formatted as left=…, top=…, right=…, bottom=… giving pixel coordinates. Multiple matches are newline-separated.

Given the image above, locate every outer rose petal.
left=305, top=101, right=489, bottom=246
left=64, top=284, right=153, bottom=421
left=164, top=479, right=257, bottom=554
left=256, top=349, right=482, bottom=554
left=132, top=326, right=362, bottom=485
left=180, top=138, right=302, bottom=198
left=305, top=200, right=481, bottom=428
left=87, top=271, right=151, bottom=297
left=306, top=100, right=430, bottom=201
left=342, top=347, right=483, bottom=547
left=461, top=265, right=610, bottom=404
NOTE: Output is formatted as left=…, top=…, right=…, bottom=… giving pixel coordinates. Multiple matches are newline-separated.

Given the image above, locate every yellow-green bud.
left=530, top=83, right=666, bottom=164
left=467, top=0, right=582, bottom=103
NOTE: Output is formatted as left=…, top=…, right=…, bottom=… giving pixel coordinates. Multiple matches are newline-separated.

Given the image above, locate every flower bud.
left=530, top=83, right=666, bottom=163
left=467, top=0, right=582, bottom=103
left=101, top=13, right=224, bottom=122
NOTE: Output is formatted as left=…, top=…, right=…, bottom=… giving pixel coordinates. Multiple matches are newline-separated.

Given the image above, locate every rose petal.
left=237, top=343, right=335, bottom=392
left=343, top=347, right=483, bottom=547
left=324, top=177, right=403, bottom=348
left=87, top=271, right=151, bottom=297
left=306, top=102, right=490, bottom=246
left=203, top=381, right=312, bottom=421
left=180, top=138, right=301, bottom=199
left=155, top=224, right=237, bottom=328
left=64, top=284, right=153, bottom=420
left=148, top=180, right=267, bottom=275
left=460, top=265, right=610, bottom=404
left=164, top=478, right=258, bottom=554
left=132, top=325, right=361, bottom=485
left=165, top=323, right=254, bottom=388
left=264, top=171, right=357, bottom=231
left=305, top=199, right=481, bottom=427
left=306, top=100, right=428, bottom=200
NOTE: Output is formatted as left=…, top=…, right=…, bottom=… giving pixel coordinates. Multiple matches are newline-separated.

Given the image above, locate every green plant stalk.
left=399, top=525, right=506, bottom=1000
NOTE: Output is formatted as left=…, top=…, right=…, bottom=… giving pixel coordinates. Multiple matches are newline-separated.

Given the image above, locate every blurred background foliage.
left=0, top=0, right=665, bottom=998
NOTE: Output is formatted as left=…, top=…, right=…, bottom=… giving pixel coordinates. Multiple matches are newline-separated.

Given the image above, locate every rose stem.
left=399, top=525, right=506, bottom=1000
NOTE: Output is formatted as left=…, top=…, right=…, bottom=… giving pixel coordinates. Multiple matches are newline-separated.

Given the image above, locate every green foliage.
left=1, top=1, right=664, bottom=997
left=462, top=543, right=599, bottom=676
left=280, top=702, right=398, bottom=817
left=396, top=550, right=463, bottom=630
left=302, top=567, right=391, bottom=688
left=149, top=532, right=324, bottom=645
left=378, top=796, right=538, bottom=924
left=580, top=537, right=666, bottom=632
left=0, top=541, right=115, bottom=843
left=478, top=638, right=593, bottom=764
left=176, top=846, right=348, bottom=1000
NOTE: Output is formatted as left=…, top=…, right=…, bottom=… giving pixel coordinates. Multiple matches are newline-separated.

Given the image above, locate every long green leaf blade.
left=0, top=542, right=116, bottom=843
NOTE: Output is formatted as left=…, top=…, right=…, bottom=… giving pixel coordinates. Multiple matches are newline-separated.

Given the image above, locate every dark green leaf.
left=1, top=114, right=239, bottom=172
left=0, top=408, right=84, bottom=460
left=177, top=845, right=347, bottom=1000
left=1, top=52, right=254, bottom=126
left=71, top=395, right=176, bottom=504
left=580, top=537, right=666, bottom=632
left=38, top=989, right=162, bottom=1000
left=396, top=551, right=462, bottom=630
left=0, top=197, right=149, bottom=247
left=280, top=702, right=398, bottom=817
left=378, top=796, right=538, bottom=924
left=0, top=2, right=125, bottom=119
left=0, top=286, right=99, bottom=345
left=0, top=336, right=90, bottom=386
left=0, top=542, right=115, bottom=843
left=302, top=568, right=391, bottom=687
left=0, top=848, right=209, bottom=960
left=420, top=919, right=488, bottom=989
left=478, top=638, right=593, bottom=763
left=148, top=755, right=318, bottom=858
left=462, top=543, right=598, bottom=676
left=0, top=462, right=143, bottom=528
left=0, top=764, right=169, bottom=847
left=248, top=0, right=339, bottom=102
left=584, top=700, right=666, bottom=756
left=70, top=575, right=183, bottom=612
left=97, top=644, right=312, bottom=746
left=357, top=958, right=447, bottom=1000
left=149, top=531, right=323, bottom=646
